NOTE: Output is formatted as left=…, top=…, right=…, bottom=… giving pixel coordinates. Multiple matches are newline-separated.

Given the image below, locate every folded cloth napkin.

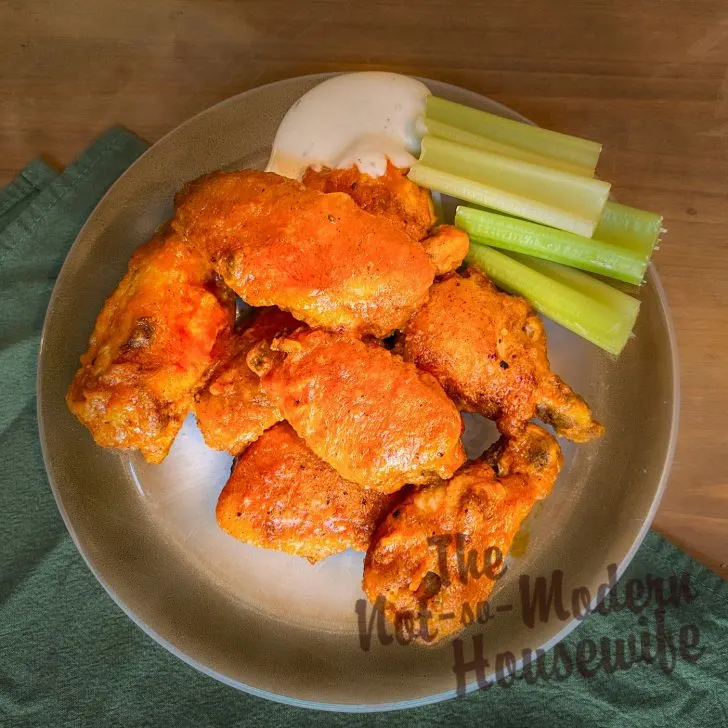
left=0, top=129, right=726, bottom=728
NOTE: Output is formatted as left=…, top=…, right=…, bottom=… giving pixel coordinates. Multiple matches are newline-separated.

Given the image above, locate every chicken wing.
left=248, top=329, right=466, bottom=493
left=302, top=163, right=468, bottom=275
left=194, top=307, right=300, bottom=455
left=403, top=267, right=604, bottom=442
left=362, top=424, right=563, bottom=644
left=216, top=423, right=396, bottom=562
left=420, top=224, right=470, bottom=276
left=66, top=229, right=235, bottom=463
left=302, top=162, right=436, bottom=241
left=172, top=169, right=436, bottom=338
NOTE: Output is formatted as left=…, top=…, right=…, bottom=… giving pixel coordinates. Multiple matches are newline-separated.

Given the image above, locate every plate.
left=37, top=73, right=679, bottom=711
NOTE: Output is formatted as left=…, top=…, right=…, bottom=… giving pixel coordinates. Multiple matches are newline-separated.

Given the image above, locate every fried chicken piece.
left=302, top=162, right=436, bottom=241
left=482, top=420, right=563, bottom=500
left=66, top=230, right=235, bottom=463
left=362, top=424, right=563, bottom=644
left=194, top=308, right=300, bottom=455
left=216, top=423, right=396, bottom=563
left=302, top=163, right=468, bottom=274
left=172, top=169, right=436, bottom=338
left=535, top=376, right=604, bottom=444
left=421, top=225, right=470, bottom=276
left=403, top=268, right=604, bottom=442
left=248, top=329, right=466, bottom=493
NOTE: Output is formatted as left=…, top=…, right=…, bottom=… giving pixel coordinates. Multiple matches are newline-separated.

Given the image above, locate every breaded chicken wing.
left=420, top=225, right=470, bottom=276
left=302, top=162, right=436, bottom=241
left=302, top=163, right=468, bottom=275
left=248, top=329, right=466, bottom=493
left=216, top=423, right=396, bottom=562
left=66, top=230, right=235, bottom=463
left=195, top=308, right=300, bottom=455
left=362, top=424, right=563, bottom=644
left=403, top=268, right=604, bottom=442
left=172, top=169, right=436, bottom=338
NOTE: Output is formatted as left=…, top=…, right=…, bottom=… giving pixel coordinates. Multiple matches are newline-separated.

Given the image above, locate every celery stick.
left=408, top=165, right=590, bottom=237
left=594, top=201, right=663, bottom=257
left=417, top=136, right=610, bottom=237
left=455, top=206, right=648, bottom=285
left=427, top=96, right=602, bottom=174
left=424, top=117, right=594, bottom=177
left=505, top=252, right=641, bottom=323
left=465, top=244, right=639, bottom=355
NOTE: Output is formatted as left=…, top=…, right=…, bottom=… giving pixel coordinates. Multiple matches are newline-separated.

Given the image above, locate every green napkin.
left=1, top=129, right=726, bottom=727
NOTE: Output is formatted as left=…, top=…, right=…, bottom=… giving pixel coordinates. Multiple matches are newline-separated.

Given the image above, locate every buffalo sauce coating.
left=250, top=329, right=466, bottom=493
left=66, top=229, right=235, bottom=463
left=194, top=308, right=301, bottom=455
left=363, top=424, right=563, bottom=644
left=302, top=163, right=468, bottom=274
left=172, top=169, right=436, bottom=338
left=403, top=268, right=603, bottom=441
left=216, top=422, right=397, bottom=563
left=302, top=162, right=436, bottom=242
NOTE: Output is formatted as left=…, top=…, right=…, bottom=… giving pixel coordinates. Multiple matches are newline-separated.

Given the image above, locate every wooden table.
left=2, top=0, right=727, bottom=575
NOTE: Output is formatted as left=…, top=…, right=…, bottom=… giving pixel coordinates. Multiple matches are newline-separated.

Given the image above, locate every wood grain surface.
left=2, top=0, right=727, bottom=575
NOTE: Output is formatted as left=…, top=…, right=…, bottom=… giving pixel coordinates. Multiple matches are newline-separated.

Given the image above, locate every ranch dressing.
left=266, top=72, right=430, bottom=179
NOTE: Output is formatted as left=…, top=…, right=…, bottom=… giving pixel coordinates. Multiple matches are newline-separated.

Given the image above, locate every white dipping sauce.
left=266, top=72, right=431, bottom=180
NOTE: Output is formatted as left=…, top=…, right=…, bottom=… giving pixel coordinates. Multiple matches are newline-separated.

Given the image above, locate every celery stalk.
left=465, top=244, right=639, bottom=355
left=423, top=117, right=594, bottom=177
left=594, top=201, right=663, bottom=257
left=455, top=206, right=648, bottom=285
left=411, top=136, right=611, bottom=236
left=408, top=165, right=590, bottom=237
left=426, top=96, right=602, bottom=174
left=504, top=252, right=641, bottom=323
left=419, top=137, right=610, bottom=228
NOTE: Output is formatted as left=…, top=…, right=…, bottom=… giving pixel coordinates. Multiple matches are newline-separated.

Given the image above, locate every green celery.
left=455, top=205, right=648, bottom=285
left=412, top=136, right=611, bottom=237
left=594, top=201, right=663, bottom=257
left=408, top=165, right=585, bottom=236
left=465, top=244, right=639, bottom=355
left=424, top=117, right=594, bottom=177
left=505, top=252, right=641, bottom=323
left=427, top=95, right=602, bottom=174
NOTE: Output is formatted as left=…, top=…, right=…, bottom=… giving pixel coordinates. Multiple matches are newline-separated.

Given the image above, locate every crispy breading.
left=66, top=230, right=235, bottom=463
left=248, top=329, right=466, bottom=493
left=172, top=169, right=436, bottom=338
left=195, top=308, right=300, bottom=455
left=303, top=164, right=467, bottom=274
left=216, top=423, right=396, bottom=562
left=420, top=225, right=470, bottom=276
left=302, top=162, right=436, bottom=241
left=362, top=424, right=562, bottom=644
left=403, top=268, right=604, bottom=441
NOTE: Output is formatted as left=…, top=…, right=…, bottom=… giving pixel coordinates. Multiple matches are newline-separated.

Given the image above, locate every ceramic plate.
left=37, top=73, right=679, bottom=711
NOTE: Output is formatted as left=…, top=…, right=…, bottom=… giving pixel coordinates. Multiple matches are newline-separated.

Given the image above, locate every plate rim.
left=36, top=72, right=681, bottom=712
